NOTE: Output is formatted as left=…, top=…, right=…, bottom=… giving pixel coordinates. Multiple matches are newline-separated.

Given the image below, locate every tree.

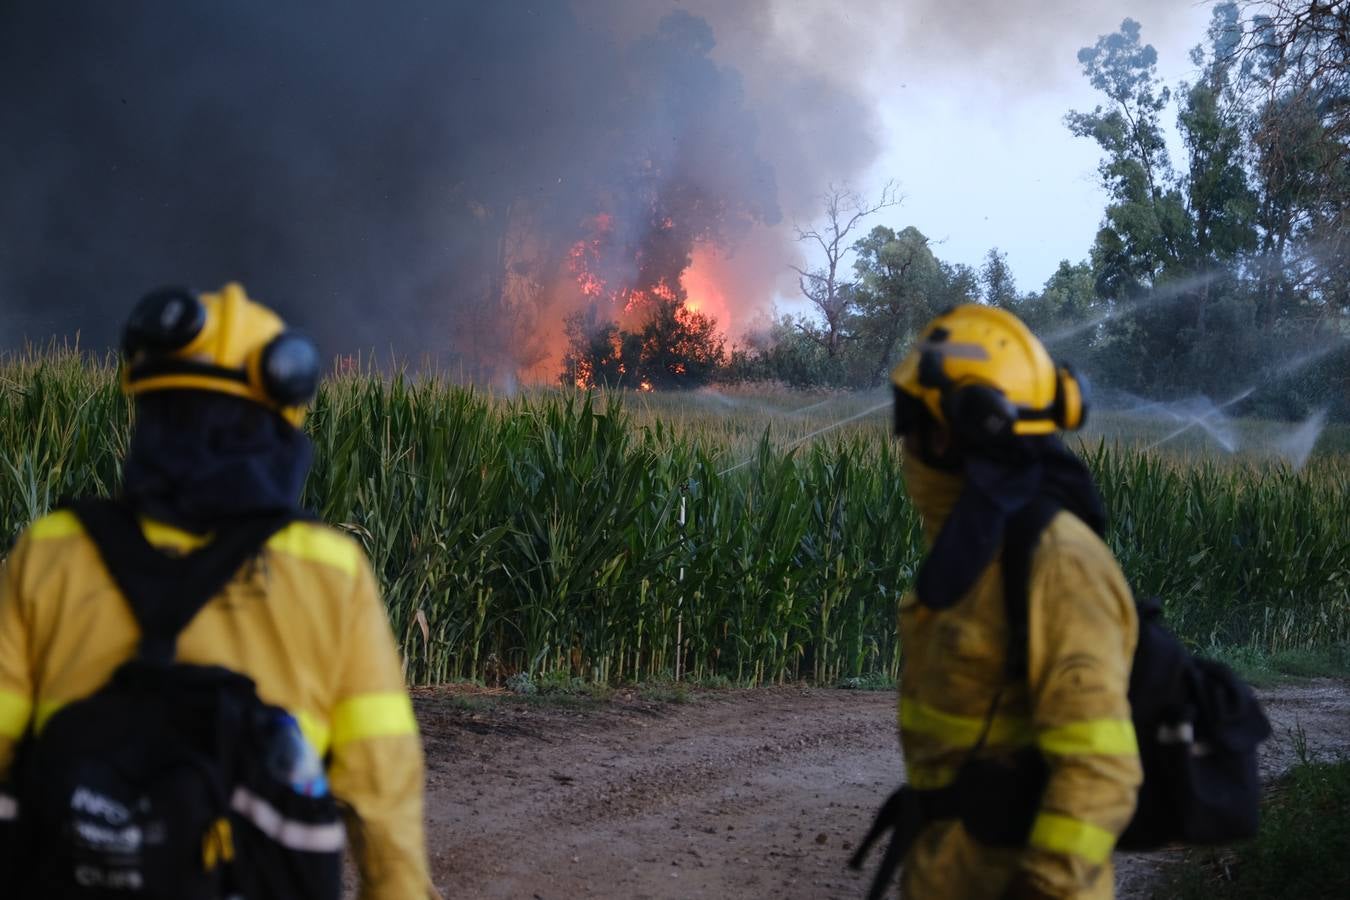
left=559, top=297, right=724, bottom=390
left=1239, top=0, right=1350, bottom=327
left=1242, top=0, right=1350, bottom=150
left=721, top=316, right=837, bottom=388
left=637, top=296, right=725, bottom=389
left=560, top=305, right=631, bottom=388
left=980, top=248, right=1019, bottom=310
left=932, top=261, right=981, bottom=312
left=852, top=225, right=941, bottom=383
left=791, top=183, right=901, bottom=359
left=1067, top=18, right=1191, bottom=294
left=1177, top=2, right=1258, bottom=333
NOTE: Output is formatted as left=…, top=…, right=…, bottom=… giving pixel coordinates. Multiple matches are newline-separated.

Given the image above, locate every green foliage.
left=638, top=680, right=691, bottom=703
left=723, top=6, right=1348, bottom=417
left=1083, top=442, right=1350, bottom=652
left=851, top=225, right=942, bottom=385
left=1166, top=756, right=1350, bottom=898
left=722, top=318, right=844, bottom=389
left=980, top=248, right=1018, bottom=310
left=4, top=361, right=1348, bottom=687
left=0, top=348, right=130, bottom=548
left=836, top=671, right=895, bottom=691
left=1201, top=643, right=1350, bottom=687
left=560, top=298, right=725, bottom=391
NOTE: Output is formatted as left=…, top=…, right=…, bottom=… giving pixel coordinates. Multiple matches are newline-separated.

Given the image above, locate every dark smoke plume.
left=0, top=1, right=875, bottom=381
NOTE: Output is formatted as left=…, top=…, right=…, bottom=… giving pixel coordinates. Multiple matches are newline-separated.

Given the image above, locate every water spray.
left=715, top=398, right=892, bottom=477
left=1138, top=338, right=1345, bottom=460
left=1273, top=408, right=1330, bottom=470
left=1140, top=387, right=1255, bottom=453
left=1041, top=269, right=1225, bottom=349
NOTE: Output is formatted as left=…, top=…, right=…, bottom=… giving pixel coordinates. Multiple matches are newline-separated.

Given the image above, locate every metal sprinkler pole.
left=675, top=489, right=686, bottom=681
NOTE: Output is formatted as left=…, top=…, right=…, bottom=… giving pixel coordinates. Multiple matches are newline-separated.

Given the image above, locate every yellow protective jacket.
left=0, top=510, right=434, bottom=900
left=898, top=456, right=1141, bottom=899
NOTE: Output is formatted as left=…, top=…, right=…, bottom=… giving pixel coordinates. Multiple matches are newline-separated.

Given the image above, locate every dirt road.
left=415, top=681, right=1350, bottom=899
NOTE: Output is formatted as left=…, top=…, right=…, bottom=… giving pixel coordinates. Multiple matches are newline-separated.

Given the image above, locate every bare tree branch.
left=789, top=181, right=902, bottom=359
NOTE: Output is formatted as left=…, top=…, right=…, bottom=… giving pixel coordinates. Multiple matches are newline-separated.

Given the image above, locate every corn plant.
left=2, top=355, right=1347, bottom=685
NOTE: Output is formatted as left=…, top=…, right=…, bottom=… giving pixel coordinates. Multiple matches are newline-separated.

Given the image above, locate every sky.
left=716, top=0, right=1217, bottom=307
left=847, top=2, right=1214, bottom=295
left=0, top=1, right=1221, bottom=369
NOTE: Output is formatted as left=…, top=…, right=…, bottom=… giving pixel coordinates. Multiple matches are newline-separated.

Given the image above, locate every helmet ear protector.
left=899, top=345, right=1091, bottom=448
left=1052, top=362, right=1089, bottom=431
left=121, top=287, right=321, bottom=413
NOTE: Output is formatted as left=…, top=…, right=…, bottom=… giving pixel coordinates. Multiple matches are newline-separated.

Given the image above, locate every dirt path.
left=414, top=681, right=1350, bottom=899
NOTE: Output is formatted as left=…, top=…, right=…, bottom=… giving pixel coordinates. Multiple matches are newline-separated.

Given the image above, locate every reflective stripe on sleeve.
left=1037, top=718, right=1138, bottom=757
left=29, top=511, right=82, bottom=540
left=34, top=699, right=66, bottom=735
left=230, top=787, right=345, bottom=853
left=0, top=792, right=17, bottom=821
left=0, top=691, right=32, bottom=740
left=295, top=711, right=332, bottom=759
left=330, top=692, right=417, bottom=748
left=900, top=697, right=1034, bottom=748
left=1029, top=812, right=1117, bottom=864
left=266, top=524, right=360, bottom=577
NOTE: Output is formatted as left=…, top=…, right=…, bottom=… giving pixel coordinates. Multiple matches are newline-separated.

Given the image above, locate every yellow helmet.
left=120, top=283, right=320, bottom=427
left=890, top=304, right=1087, bottom=445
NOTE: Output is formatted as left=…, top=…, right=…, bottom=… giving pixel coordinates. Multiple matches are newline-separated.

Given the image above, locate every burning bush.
left=561, top=294, right=725, bottom=391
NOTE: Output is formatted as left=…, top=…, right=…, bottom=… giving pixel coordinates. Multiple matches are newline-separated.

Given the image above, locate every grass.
left=836, top=671, right=896, bottom=691
left=3, top=351, right=1348, bottom=687
left=1202, top=643, right=1350, bottom=688
left=1165, top=753, right=1350, bottom=898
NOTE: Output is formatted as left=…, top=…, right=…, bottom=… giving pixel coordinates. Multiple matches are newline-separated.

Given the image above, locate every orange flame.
left=680, top=246, right=732, bottom=332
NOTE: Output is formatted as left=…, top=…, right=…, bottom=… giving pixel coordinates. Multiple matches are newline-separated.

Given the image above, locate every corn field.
left=3, top=350, right=1348, bottom=685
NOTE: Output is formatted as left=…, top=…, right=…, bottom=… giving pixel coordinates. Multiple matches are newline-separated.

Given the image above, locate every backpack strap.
left=67, top=499, right=293, bottom=664
left=1000, top=498, right=1061, bottom=681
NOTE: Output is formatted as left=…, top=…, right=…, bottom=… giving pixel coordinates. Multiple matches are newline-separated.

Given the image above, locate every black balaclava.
left=121, top=390, right=312, bottom=533
left=914, top=430, right=1107, bottom=611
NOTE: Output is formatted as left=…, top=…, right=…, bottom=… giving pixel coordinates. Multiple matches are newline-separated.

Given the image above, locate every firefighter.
left=0, top=284, right=436, bottom=898
left=888, top=304, right=1141, bottom=898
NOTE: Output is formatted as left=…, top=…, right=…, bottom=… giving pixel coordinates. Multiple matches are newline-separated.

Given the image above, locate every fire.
left=680, top=246, right=733, bottom=335
left=560, top=213, right=737, bottom=391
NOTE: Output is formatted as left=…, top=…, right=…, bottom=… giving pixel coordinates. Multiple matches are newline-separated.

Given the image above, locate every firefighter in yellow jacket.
left=0, top=284, right=436, bottom=899
left=887, top=305, right=1141, bottom=898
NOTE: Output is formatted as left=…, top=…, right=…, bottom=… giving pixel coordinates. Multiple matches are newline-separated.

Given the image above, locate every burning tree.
left=561, top=292, right=725, bottom=391
left=546, top=13, right=777, bottom=388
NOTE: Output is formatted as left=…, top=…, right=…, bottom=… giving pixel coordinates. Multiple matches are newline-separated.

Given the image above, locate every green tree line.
left=723, top=2, right=1348, bottom=420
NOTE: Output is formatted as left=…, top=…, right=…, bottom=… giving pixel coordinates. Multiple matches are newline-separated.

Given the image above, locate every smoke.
left=0, top=0, right=1195, bottom=381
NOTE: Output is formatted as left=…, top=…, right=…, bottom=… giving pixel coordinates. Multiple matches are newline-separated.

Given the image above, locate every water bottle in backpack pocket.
left=228, top=708, right=344, bottom=900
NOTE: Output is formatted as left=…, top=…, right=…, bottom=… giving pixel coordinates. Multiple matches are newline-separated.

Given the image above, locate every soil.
left=407, top=680, right=1350, bottom=900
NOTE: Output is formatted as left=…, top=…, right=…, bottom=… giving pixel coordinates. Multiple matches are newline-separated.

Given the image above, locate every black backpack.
left=0, top=499, right=344, bottom=900
left=1000, top=500, right=1273, bottom=851
left=851, top=500, right=1272, bottom=896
